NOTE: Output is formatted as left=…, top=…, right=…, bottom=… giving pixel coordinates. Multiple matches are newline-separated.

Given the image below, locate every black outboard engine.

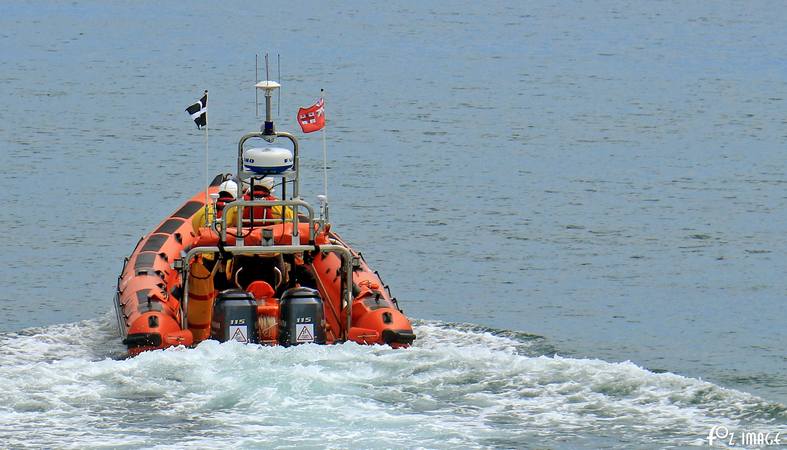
left=279, top=287, right=326, bottom=345
left=211, top=289, right=258, bottom=344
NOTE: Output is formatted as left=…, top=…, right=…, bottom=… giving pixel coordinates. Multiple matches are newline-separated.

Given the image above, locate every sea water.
left=0, top=317, right=783, bottom=449
left=0, top=1, right=785, bottom=448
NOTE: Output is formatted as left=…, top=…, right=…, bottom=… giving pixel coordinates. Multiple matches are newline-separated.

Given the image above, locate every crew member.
left=242, top=177, right=294, bottom=224
left=191, top=180, right=239, bottom=234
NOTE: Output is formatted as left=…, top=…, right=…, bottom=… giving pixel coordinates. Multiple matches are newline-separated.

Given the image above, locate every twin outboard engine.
left=211, top=290, right=259, bottom=344
left=279, top=287, right=326, bottom=345
left=210, top=287, right=325, bottom=346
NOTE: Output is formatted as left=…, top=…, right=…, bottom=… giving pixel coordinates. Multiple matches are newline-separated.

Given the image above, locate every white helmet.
left=244, top=176, right=274, bottom=192
left=217, top=180, right=238, bottom=198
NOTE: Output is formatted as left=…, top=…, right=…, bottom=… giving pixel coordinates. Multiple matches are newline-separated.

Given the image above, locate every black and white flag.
left=185, top=91, right=207, bottom=129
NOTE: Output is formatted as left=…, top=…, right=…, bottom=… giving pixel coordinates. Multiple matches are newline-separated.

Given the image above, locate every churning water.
left=0, top=317, right=783, bottom=449
left=1, top=0, right=786, bottom=448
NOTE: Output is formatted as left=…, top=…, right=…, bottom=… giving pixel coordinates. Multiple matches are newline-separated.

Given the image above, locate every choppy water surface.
left=0, top=319, right=784, bottom=449
left=1, top=0, right=786, bottom=447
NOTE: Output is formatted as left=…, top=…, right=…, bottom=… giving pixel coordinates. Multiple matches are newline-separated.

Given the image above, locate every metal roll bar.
left=236, top=131, right=299, bottom=190
left=219, top=198, right=320, bottom=243
left=235, top=131, right=301, bottom=245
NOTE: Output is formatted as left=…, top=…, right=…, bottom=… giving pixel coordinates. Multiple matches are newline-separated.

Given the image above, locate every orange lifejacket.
left=215, top=194, right=234, bottom=218
left=242, top=192, right=277, bottom=223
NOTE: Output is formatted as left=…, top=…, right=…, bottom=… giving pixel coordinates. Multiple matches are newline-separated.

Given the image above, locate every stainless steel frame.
left=218, top=198, right=321, bottom=243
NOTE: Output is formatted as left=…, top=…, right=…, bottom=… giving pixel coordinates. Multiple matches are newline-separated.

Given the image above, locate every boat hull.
left=115, top=185, right=415, bottom=355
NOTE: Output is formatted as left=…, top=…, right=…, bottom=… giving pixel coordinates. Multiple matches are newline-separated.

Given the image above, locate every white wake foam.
left=0, top=317, right=782, bottom=449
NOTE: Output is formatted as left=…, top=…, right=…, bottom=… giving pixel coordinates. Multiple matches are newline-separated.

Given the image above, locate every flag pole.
left=204, top=90, right=210, bottom=227
left=321, top=89, right=329, bottom=222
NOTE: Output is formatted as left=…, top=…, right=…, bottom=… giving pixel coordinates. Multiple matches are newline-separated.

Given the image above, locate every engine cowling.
left=210, top=290, right=258, bottom=344
left=278, top=287, right=326, bottom=345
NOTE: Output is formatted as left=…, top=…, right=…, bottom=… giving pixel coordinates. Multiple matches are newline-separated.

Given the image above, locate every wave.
left=0, top=317, right=783, bottom=449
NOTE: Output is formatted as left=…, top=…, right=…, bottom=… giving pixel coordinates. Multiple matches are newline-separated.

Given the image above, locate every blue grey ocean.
left=0, top=1, right=785, bottom=448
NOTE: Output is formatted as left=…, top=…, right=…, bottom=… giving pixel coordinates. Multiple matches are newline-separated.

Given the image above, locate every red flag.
left=297, top=97, right=325, bottom=133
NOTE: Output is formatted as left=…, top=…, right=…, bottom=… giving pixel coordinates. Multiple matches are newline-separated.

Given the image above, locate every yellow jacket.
left=271, top=204, right=295, bottom=220
left=191, top=204, right=239, bottom=235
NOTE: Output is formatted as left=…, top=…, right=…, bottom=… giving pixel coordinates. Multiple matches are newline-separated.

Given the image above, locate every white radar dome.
left=242, top=147, right=293, bottom=174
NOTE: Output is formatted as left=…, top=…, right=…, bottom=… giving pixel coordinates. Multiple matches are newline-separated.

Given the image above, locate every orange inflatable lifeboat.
left=113, top=81, right=415, bottom=355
